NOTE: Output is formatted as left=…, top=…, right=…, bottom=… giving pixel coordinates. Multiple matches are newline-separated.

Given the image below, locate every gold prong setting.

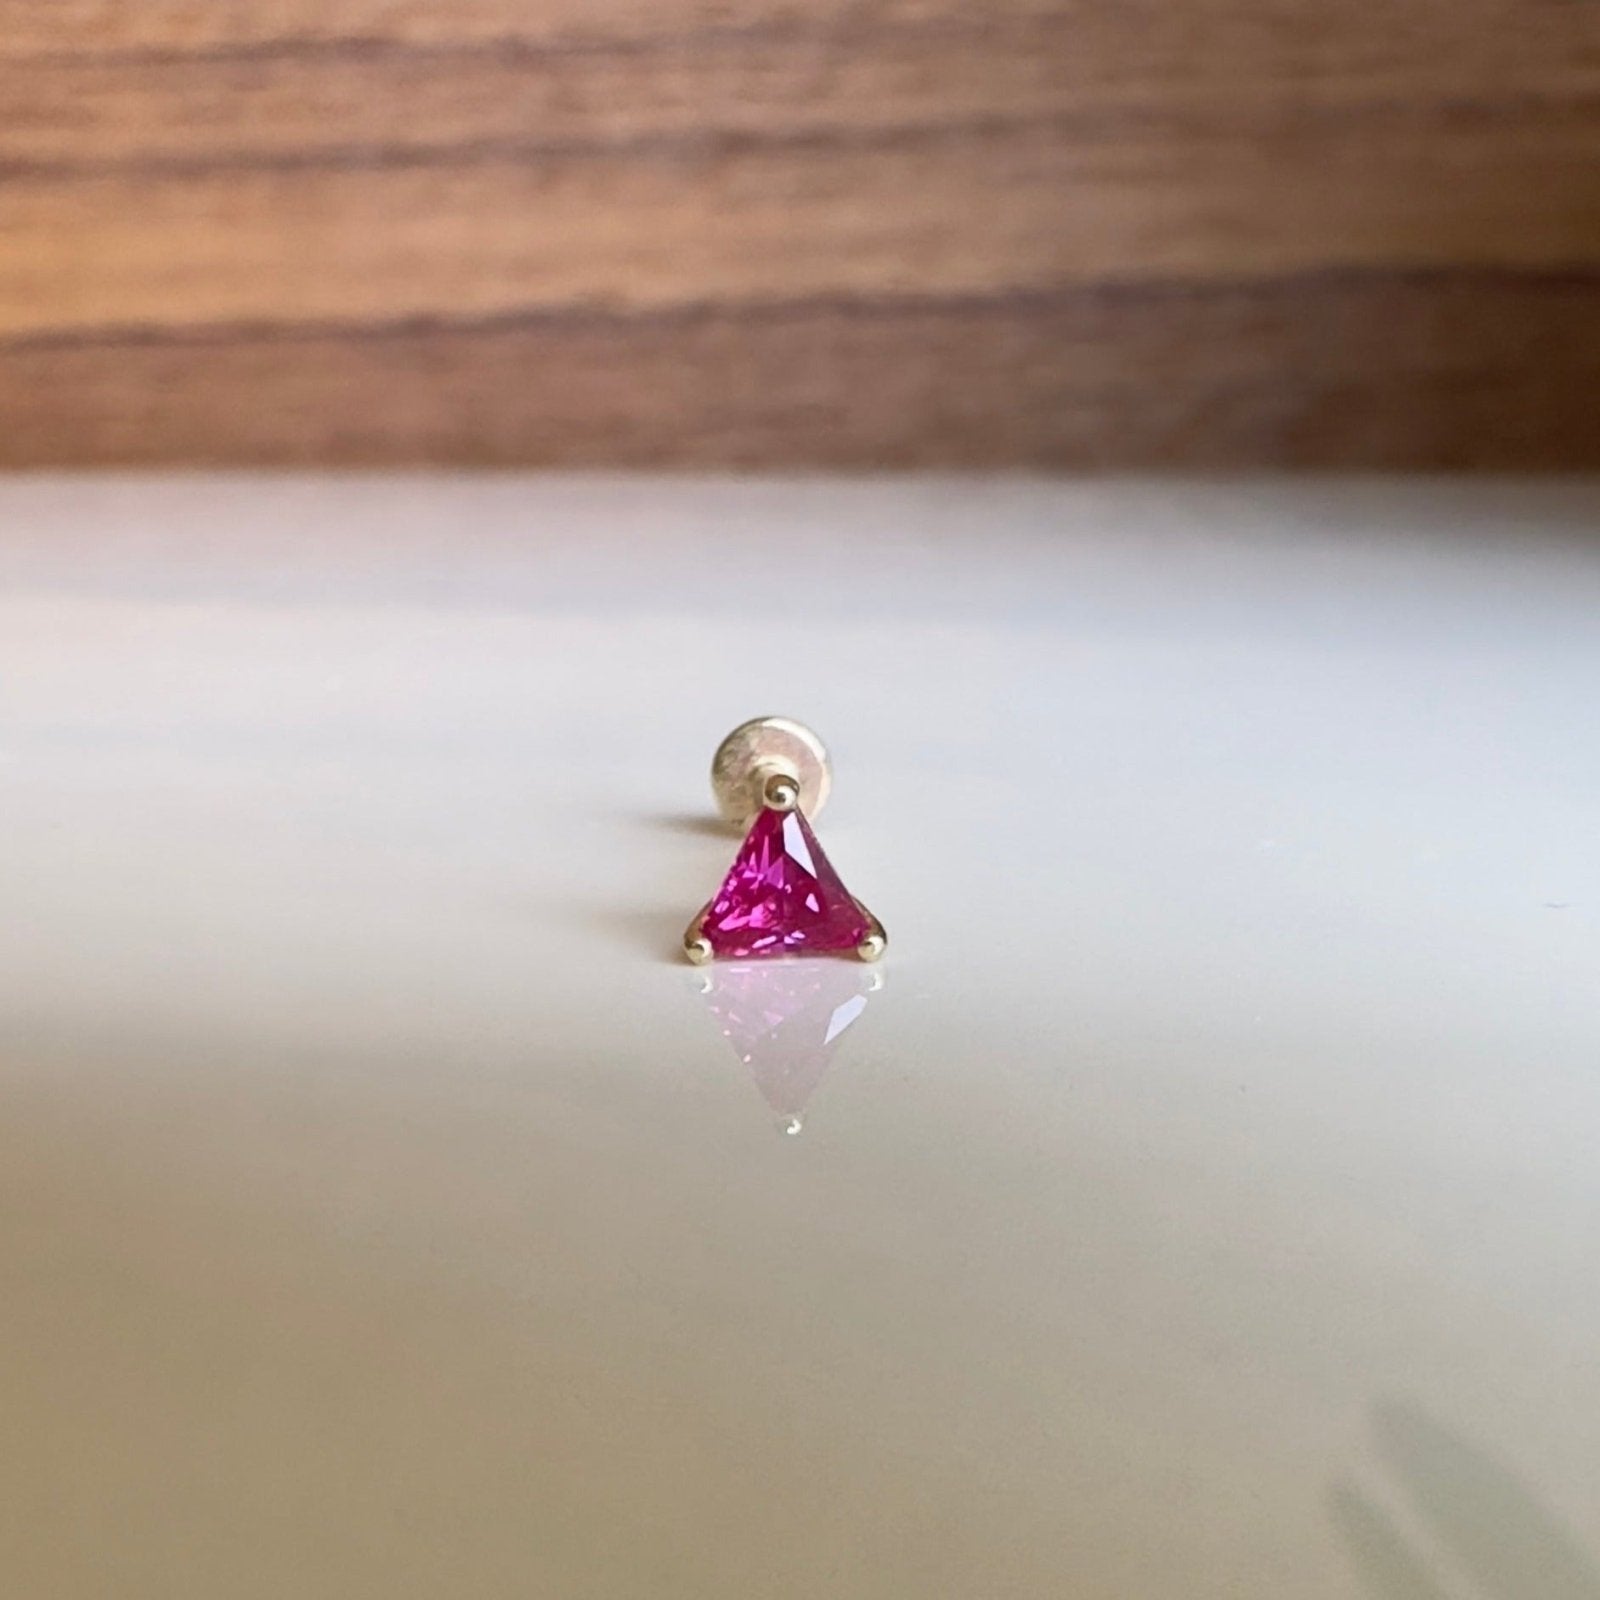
left=761, top=771, right=801, bottom=813
left=684, top=903, right=888, bottom=966
left=683, top=901, right=714, bottom=965
left=854, top=902, right=887, bottom=963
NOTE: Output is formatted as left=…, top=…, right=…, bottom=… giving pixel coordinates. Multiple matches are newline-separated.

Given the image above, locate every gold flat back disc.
left=711, top=717, right=832, bottom=826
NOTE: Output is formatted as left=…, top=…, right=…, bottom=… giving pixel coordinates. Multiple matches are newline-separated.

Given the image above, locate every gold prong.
left=760, top=770, right=801, bottom=813
left=854, top=901, right=887, bottom=963
left=683, top=902, right=714, bottom=965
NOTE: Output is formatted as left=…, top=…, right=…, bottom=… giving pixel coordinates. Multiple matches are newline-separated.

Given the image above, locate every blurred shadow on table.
left=1332, top=1400, right=1600, bottom=1600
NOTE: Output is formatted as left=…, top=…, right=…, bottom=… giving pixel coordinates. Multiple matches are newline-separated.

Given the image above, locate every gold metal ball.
left=762, top=773, right=801, bottom=812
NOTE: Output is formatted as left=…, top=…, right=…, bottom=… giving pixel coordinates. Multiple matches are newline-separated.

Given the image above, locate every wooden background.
left=2, top=0, right=1598, bottom=467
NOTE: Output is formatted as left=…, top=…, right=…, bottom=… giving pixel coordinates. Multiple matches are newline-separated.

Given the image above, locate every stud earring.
left=683, top=717, right=886, bottom=965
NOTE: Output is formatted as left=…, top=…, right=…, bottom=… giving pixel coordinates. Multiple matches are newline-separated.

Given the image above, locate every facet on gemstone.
left=701, top=807, right=870, bottom=959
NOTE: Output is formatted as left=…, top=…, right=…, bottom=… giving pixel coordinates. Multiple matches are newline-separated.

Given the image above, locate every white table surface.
left=1, top=477, right=1596, bottom=1599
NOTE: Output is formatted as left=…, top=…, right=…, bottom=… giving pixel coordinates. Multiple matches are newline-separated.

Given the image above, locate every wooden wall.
left=2, top=1, right=1598, bottom=466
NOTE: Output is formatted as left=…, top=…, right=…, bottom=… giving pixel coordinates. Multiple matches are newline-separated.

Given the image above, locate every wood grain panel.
left=2, top=1, right=1598, bottom=465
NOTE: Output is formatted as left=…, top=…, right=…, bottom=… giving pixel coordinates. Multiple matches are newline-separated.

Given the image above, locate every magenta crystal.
left=702, top=807, right=870, bottom=959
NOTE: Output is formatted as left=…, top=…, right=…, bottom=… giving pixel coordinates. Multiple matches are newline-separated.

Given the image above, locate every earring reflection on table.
left=696, top=959, right=882, bottom=1135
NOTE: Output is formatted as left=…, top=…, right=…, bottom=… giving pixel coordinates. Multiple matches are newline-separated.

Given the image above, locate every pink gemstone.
left=702, top=807, right=870, bottom=959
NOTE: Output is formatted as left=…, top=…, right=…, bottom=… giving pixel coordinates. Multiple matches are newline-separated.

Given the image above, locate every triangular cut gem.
left=702, top=808, right=869, bottom=959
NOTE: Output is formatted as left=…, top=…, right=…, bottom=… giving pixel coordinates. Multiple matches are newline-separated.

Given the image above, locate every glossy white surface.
left=0, top=478, right=1596, bottom=1598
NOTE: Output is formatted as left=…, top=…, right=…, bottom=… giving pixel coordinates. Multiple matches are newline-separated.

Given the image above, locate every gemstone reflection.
left=697, top=959, right=880, bottom=1132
